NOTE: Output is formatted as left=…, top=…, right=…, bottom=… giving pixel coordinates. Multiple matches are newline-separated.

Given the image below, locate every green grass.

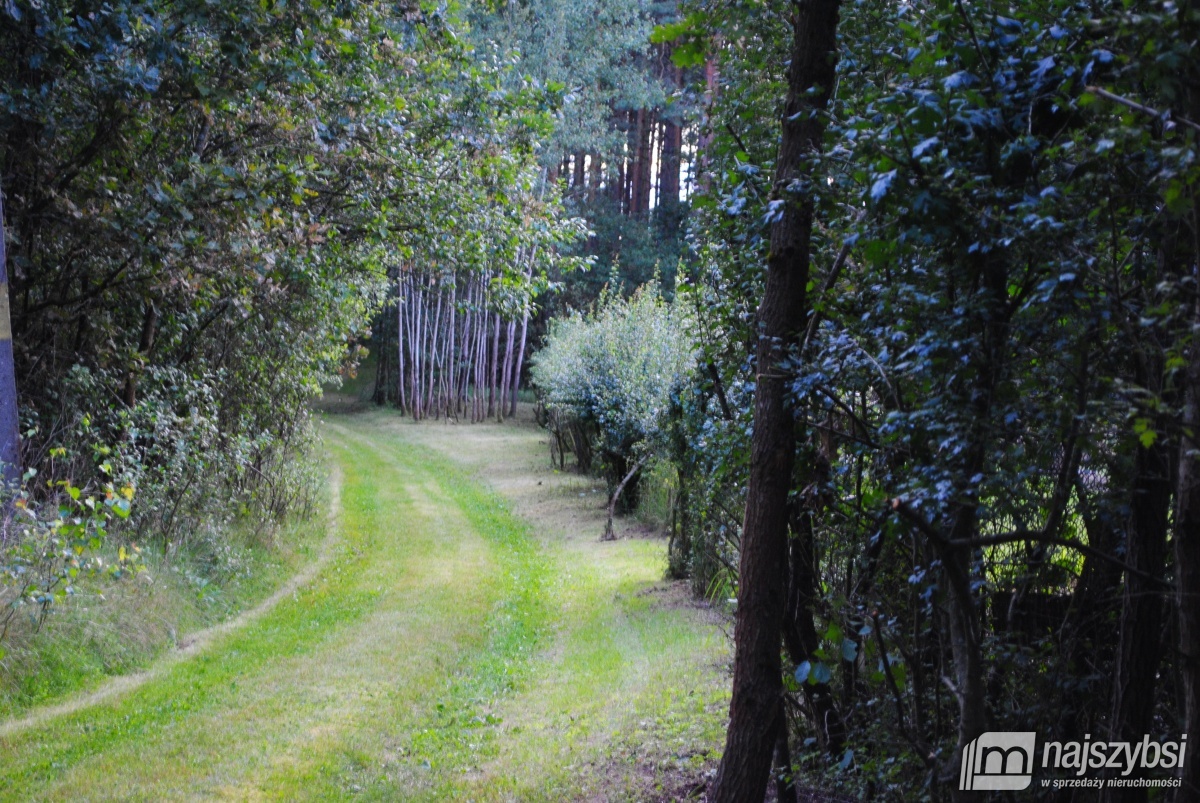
left=0, top=408, right=729, bottom=801
left=0, top=506, right=326, bottom=721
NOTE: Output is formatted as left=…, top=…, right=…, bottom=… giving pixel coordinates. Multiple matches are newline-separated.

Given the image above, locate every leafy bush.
left=1, top=474, right=141, bottom=646
left=531, top=283, right=695, bottom=512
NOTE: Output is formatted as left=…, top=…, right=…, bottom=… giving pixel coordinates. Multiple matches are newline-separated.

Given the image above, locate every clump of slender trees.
left=380, top=264, right=531, bottom=422
left=370, top=164, right=588, bottom=421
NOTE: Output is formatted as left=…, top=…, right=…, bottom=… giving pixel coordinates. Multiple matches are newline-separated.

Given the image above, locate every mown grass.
left=365, top=408, right=730, bottom=800
left=0, top=423, right=554, bottom=800
left=0, top=409, right=728, bottom=801
left=0, top=503, right=327, bottom=720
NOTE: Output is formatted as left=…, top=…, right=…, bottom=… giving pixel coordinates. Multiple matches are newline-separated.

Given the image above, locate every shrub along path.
left=0, top=405, right=728, bottom=801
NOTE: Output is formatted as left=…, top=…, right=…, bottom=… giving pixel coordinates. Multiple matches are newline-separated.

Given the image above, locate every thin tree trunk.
left=374, top=294, right=391, bottom=405
left=457, top=279, right=474, bottom=414
left=398, top=272, right=408, bottom=413
left=499, top=318, right=516, bottom=422
left=487, top=309, right=501, bottom=418
left=413, top=281, right=424, bottom=420
left=426, top=281, right=444, bottom=417
left=122, top=301, right=158, bottom=408
left=772, top=698, right=798, bottom=803
left=475, top=302, right=488, bottom=422
left=783, top=495, right=846, bottom=756
left=445, top=279, right=457, bottom=417
left=710, top=3, right=841, bottom=801
left=509, top=302, right=530, bottom=417
left=0, top=184, right=19, bottom=496
left=604, top=455, right=648, bottom=540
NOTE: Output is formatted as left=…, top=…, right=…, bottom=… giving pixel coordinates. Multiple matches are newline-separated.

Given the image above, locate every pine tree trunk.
left=588, top=154, right=600, bottom=203
left=696, top=58, right=720, bottom=195
left=660, top=103, right=682, bottom=206
left=573, top=151, right=585, bottom=192
left=637, top=109, right=654, bottom=215
left=709, top=3, right=841, bottom=801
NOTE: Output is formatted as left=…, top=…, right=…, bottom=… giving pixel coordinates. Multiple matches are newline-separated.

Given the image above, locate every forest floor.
left=0, top=401, right=730, bottom=801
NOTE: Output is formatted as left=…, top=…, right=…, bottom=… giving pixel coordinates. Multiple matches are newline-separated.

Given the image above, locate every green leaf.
left=671, top=42, right=706, bottom=69
left=650, top=19, right=693, bottom=44
left=841, top=639, right=858, bottom=662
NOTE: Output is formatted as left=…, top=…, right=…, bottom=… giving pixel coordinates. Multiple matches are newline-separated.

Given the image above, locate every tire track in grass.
left=0, top=464, right=344, bottom=742
left=0, top=420, right=552, bottom=801
left=0, top=410, right=725, bottom=801
left=0, top=420, right=487, bottom=796
left=319, top=422, right=552, bottom=800
left=367, top=411, right=731, bottom=801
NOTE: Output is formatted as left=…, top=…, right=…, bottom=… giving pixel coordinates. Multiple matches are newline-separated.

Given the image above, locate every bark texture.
left=709, top=2, right=841, bottom=800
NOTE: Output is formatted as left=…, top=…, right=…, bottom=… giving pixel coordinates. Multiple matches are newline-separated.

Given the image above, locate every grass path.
left=0, top=406, right=729, bottom=801
left=0, top=467, right=345, bottom=742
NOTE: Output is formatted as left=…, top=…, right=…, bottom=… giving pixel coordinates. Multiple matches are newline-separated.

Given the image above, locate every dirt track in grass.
left=0, top=402, right=729, bottom=801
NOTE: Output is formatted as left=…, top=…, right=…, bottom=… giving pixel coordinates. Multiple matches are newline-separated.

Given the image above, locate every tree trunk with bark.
left=1170, top=23, right=1200, bottom=799
left=709, top=3, right=841, bottom=801
left=660, top=115, right=682, bottom=207
left=633, top=109, right=653, bottom=216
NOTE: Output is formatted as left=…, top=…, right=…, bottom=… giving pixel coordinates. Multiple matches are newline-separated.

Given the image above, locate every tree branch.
left=888, top=498, right=1168, bottom=586
left=1086, top=85, right=1200, bottom=134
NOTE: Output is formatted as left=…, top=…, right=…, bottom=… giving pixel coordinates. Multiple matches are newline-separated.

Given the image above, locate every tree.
left=531, top=282, right=694, bottom=531
left=709, top=2, right=841, bottom=800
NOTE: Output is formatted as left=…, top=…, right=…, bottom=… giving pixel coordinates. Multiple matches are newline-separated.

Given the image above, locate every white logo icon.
left=960, top=731, right=1037, bottom=791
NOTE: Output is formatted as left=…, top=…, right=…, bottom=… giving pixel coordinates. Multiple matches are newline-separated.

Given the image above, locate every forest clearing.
left=0, top=405, right=728, bottom=800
